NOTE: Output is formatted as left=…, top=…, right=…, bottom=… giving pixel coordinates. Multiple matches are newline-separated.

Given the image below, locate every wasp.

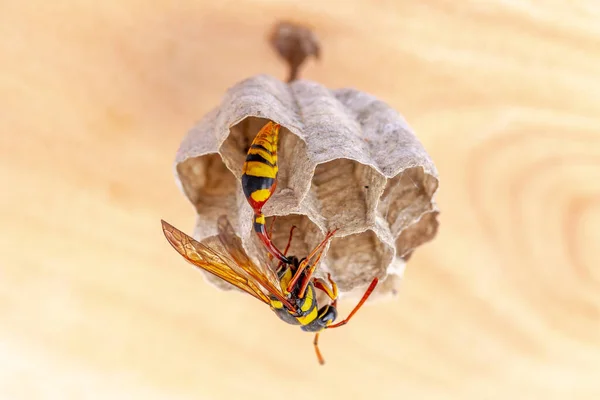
left=161, top=216, right=378, bottom=364
left=161, top=121, right=378, bottom=364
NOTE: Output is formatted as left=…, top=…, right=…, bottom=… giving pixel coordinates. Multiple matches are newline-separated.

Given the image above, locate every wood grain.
left=1, top=1, right=599, bottom=399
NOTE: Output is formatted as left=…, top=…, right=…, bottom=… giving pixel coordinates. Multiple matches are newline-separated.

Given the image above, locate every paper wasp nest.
left=174, top=74, right=439, bottom=300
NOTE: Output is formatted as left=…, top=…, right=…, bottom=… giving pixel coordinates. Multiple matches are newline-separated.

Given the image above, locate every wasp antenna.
left=327, top=277, right=378, bottom=329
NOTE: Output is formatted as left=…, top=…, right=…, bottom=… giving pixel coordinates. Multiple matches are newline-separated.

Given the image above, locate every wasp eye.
left=320, top=306, right=338, bottom=325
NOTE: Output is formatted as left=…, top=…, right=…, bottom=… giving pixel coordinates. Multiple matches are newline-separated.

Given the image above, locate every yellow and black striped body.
left=241, top=121, right=280, bottom=213
left=269, top=256, right=338, bottom=332
left=241, top=121, right=290, bottom=264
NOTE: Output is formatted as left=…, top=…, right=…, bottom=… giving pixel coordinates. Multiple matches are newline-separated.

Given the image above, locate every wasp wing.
left=161, top=219, right=272, bottom=305
left=216, top=215, right=296, bottom=312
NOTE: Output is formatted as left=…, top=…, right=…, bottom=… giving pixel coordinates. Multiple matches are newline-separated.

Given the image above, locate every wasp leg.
left=296, top=236, right=336, bottom=298
left=275, top=225, right=297, bottom=270
left=312, top=273, right=338, bottom=301
left=283, top=225, right=296, bottom=256
left=327, top=277, right=379, bottom=329
left=265, top=216, right=278, bottom=263
left=313, top=332, right=325, bottom=365
left=286, top=228, right=338, bottom=294
left=254, top=214, right=290, bottom=264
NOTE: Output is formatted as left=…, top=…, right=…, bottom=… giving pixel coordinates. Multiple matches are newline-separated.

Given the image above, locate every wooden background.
left=2, top=1, right=599, bottom=399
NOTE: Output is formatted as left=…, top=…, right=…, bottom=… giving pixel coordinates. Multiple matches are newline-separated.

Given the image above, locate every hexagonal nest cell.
left=172, top=74, right=439, bottom=300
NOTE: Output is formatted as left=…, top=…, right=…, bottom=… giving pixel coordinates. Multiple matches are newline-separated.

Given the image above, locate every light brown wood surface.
left=2, top=1, right=600, bottom=399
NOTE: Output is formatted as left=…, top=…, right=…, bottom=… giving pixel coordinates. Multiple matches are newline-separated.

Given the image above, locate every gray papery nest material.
left=173, top=74, right=439, bottom=301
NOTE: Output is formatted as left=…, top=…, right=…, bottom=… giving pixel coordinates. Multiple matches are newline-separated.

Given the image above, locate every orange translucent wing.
left=161, top=219, right=271, bottom=305
left=216, top=215, right=297, bottom=312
